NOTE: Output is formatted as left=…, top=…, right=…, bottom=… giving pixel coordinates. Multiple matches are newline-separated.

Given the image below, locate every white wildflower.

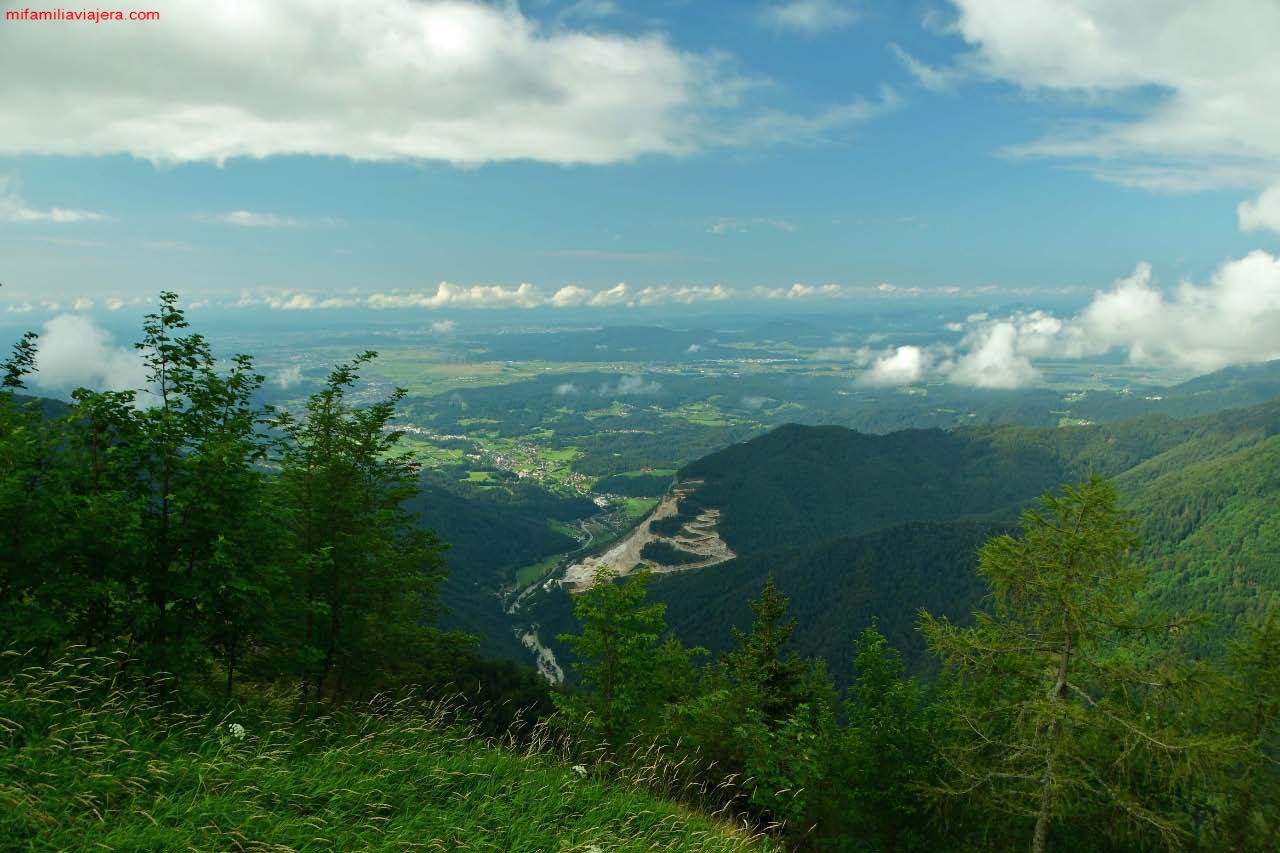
left=571, top=764, right=588, bottom=777
left=227, top=722, right=247, bottom=740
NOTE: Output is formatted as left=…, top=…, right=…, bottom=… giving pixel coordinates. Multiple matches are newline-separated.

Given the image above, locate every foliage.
left=554, top=567, right=702, bottom=745
left=830, top=625, right=938, bottom=851
left=921, top=476, right=1238, bottom=852
left=0, top=295, right=454, bottom=704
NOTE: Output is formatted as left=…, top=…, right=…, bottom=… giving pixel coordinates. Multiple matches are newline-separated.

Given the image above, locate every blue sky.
left=1, top=0, right=1279, bottom=386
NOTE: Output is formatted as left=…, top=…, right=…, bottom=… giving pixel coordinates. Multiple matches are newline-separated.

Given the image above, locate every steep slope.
left=2, top=658, right=763, bottom=852
left=1123, top=433, right=1280, bottom=634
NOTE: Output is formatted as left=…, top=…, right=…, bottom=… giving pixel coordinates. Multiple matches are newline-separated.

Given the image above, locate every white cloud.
left=71, top=297, right=94, bottom=312
left=554, top=382, right=580, bottom=396
left=430, top=319, right=457, bottom=334
left=272, top=364, right=304, bottom=389
left=366, top=282, right=543, bottom=310
left=598, top=374, right=662, bottom=396
left=0, top=0, right=884, bottom=167
left=761, top=0, right=860, bottom=33
left=858, top=345, right=927, bottom=386
left=238, top=289, right=358, bottom=310
left=931, top=252, right=1280, bottom=387
left=31, top=314, right=146, bottom=393
left=1239, top=183, right=1280, bottom=235
left=203, top=210, right=302, bottom=228
left=686, top=343, right=702, bottom=353
left=948, top=321, right=1040, bottom=389
left=948, top=0, right=1280, bottom=192
left=0, top=176, right=108, bottom=224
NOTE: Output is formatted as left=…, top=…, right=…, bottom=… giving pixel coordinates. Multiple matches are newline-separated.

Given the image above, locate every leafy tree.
left=274, top=352, right=449, bottom=704
left=922, top=475, right=1233, bottom=852
left=555, top=566, right=701, bottom=745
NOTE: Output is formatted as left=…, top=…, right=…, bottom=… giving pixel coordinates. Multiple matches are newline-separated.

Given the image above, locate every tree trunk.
left=1034, top=633, right=1074, bottom=853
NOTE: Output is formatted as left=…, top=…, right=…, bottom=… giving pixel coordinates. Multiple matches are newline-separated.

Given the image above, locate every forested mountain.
left=529, top=396, right=1280, bottom=684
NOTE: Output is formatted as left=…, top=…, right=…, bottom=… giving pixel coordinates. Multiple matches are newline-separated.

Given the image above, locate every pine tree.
left=724, top=574, right=811, bottom=725
left=922, top=475, right=1233, bottom=852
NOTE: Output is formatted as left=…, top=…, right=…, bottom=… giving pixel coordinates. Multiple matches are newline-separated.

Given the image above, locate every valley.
left=221, top=319, right=1280, bottom=677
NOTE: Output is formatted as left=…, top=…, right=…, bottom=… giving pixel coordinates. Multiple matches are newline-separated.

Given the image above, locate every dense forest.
left=2, top=298, right=1277, bottom=850
left=528, top=393, right=1280, bottom=687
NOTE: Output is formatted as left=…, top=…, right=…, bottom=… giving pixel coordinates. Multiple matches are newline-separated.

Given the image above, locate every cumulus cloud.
left=430, top=320, right=456, bottom=334
left=238, top=290, right=358, bottom=311
left=753, top=282, right=858, bottom=301
left=31, top=314, right=146, bottom=393
left=761, top=0, right=860, bottom=33
left=1239, top=183, right=1280, bottom=235
left=932, top=252, right=1280, bottom=388
left=554, top=382, right=580, bottom=396
left=0, top=176, right=108, bottom=224
left=948, top=321, right=1040, bottom=389
left=858, top=345, right=928, bottom=387
left=0, top=0, right=888, bottom=167
left=948, top=0, right=1280, bottom=192
left=44, top=279, right=1054, bottom=317
left=598, top=374, right=662, bottom=397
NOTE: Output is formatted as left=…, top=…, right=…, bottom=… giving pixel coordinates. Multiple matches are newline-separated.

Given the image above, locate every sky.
left=2, top=0, right=1280, bottom=386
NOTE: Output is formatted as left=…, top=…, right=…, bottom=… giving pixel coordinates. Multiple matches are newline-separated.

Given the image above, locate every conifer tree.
left=922, top=475, right=1233, bottom=852
left=834, top=624, right=936, bottom=851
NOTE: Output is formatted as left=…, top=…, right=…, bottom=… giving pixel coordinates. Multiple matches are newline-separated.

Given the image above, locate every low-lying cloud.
left=598, top=375, right=662, bottom=397
left=31, top=314, right=146, bottom=393
left=854, top=250, right=1280, bottom=388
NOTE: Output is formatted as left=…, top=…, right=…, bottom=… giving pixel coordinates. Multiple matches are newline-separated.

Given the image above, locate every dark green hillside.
left=1124, top=433, right=1280, bottom=633
left=681, top=425, right=1066, bottom=554
left=654, top=520, right=999, bottom=681
left=551, top=398, right=1280, bottom=685
left=408, top=483, right=592, bottom=661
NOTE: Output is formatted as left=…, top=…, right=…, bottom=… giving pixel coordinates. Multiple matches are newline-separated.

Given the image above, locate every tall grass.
left=0, top=651, right=767, bottom=851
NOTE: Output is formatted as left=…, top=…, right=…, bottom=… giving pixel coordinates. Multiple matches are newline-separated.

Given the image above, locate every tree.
left=274, top=352, right=448, bottom=704
left=723, top=575, right=812, bottom=725
left=922, top=476, right=1233, bottom=852
left=555, top=566, right=700, bottom=746
left=1215, top=609, right=1280, bottom=851
left=834, top=624, right=936, bottom=851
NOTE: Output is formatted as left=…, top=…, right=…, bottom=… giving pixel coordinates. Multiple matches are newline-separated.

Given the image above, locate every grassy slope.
left=0, top=658, right=763, bottom=852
